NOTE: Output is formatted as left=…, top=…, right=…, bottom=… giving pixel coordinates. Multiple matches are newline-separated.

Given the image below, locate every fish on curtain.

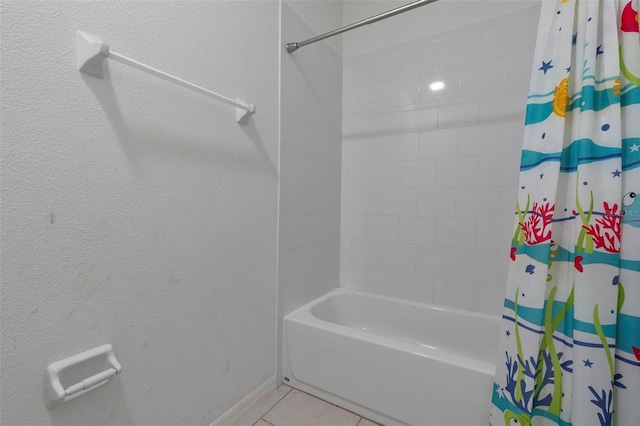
left=490, top=0, right=639, bottom=425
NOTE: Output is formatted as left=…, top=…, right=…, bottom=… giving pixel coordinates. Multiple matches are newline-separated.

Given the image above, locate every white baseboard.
left=210, top=376, right=277, bottom=426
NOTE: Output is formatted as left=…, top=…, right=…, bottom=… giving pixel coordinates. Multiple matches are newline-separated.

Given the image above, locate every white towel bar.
left=77, top=32, right=256, bottom=123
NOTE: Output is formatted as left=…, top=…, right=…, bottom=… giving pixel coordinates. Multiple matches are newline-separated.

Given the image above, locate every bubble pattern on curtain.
left=490, top=1, right=639, bottom=425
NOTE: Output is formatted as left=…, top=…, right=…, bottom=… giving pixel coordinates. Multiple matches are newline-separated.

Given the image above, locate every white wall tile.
left=453, top=248, right=499, bottom=283
left=340, top=238, right=352, bottom=263
left=502, top=121, right=525, bottom=154
left=435, top=218, right=477, bottom=249
left=343, top=55, right=373, bottom=88
left=397, top=271, right=435, bottom=304
left=367, top=162, right=402, bottom=189
left=478, top=154, right=521, bottom=187
left=497, top=252, right=511, bottom=285
left=474, top=281, right=507, bottom=315
left=439, top=25, right=483, bottom=70
left=482, top=8, right=539, bottom=59
left=419, top=68, right=460, bottom=102
left=503, top=51, right=534, bottom=89
left=342, top=163, right=369, bottom=189
left=367, top=215, right=399, bottom=242
left=350, top=189, right=384, bottom=214
left=479, top=85, right=528, bottom=123
left=436, top=157, right=478, bottom=188
left=341, top=188, right=354, bottom=214
left=382, top=242, right=417, bottom=271
left=402, top=37, right=440, bottom=77
left=281, top=10, right=343, bottom=343
left=399, top=217, right=436, bottom=245
left=383, top=189, right=418, bottom=216
left=416, top=246, right=455, bottom=278
left=281, top=239, right=337, bottom=285
left=402, top=101, right=438, bottom=133
left=284, top=116, right=342, bottom=161
left=419, top=128, right=458, bottom=159
left=281, top=184, right=340, bottom=217
left=500, top=186, right=519, bottom=219
left=281, top=147, right=341, bottom=188
left=350, top=79, right=420, bottom=113
left=343, top=83, right=378, bottom=114
left=342, top=139, right=357, bottom=165
left=437, top=94, right=481, bottom=128
left=459, top=60, right=503, bottom=96
left=365, top=266, right=398, bottom=297
left=343, top=108, right=402, bottom=138
left=351, top=239, right=383, bottom=267
left=342, top=214, right=368, bottom=240
left=346, top=162, right=403, bottom=189
left=357, top=133, right=419, bottom=163
left=279, top=246, right=311, bottom=284
left=476, top=219, right=513, bottom=251
left=377, top=76, right=421, bottom=110
left=340, top=6, right=537, bottom=313
left=457, top=123, right=503, bottom=157
left=400, top=160, right=437, bottom=188
left=280, top=215, right=339, bottom=249
left=456, top=188, right=501, bottom=219
left=340, top=262, right=366, bottom=289
left=417, top=188, right=457, bottom=217
left=434, top=277, right=475, bottom=310
left=285, top=89, right=341, bottom=138
left=369, top=48, right=403, bottom=83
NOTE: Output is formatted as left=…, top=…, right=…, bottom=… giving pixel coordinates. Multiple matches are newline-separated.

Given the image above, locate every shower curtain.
left=490, top=1, right=639, bottom=425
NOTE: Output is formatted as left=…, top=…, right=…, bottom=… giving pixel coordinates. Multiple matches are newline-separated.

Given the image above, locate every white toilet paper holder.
left=45, top=344, right=122, bottom=408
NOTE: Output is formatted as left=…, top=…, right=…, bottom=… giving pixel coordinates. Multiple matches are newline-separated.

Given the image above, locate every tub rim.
left=289, top=286, right=501, bottom=322
left=284, top=287, right=500, bottom=376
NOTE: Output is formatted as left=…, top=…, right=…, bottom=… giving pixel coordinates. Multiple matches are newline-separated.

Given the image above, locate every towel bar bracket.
left=78, top=32, right=109, bottom=79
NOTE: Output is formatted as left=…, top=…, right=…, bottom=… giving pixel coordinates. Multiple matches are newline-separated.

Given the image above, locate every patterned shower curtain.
left=490, top=1, right=639, bottom=425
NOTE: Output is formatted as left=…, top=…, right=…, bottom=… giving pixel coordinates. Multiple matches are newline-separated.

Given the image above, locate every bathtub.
left=282, top=288, right=501, bottom=426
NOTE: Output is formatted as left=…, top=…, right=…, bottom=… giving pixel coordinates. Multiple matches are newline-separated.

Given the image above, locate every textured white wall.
left=0, top=2, right=279, bottom=425
left=342, top=0, right=540, bottom=58
left=277, top=2, right=343, bottom=381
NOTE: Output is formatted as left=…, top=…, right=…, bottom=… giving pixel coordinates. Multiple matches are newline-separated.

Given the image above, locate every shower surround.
left=279, top=5, right=544, bottom=425
left=340, top=6, right=541, bottom=316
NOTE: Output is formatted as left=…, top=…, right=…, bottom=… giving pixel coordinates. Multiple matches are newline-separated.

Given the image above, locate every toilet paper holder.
left=45, top=344, right=122, bottom=408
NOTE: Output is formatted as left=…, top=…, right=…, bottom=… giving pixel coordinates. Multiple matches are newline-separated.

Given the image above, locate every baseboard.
left=210, top=375, right=277, bottom=426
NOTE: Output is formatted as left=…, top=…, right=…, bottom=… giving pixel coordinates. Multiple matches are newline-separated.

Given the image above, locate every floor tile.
left=231, top=385, right=292, bottom=426
left=357, top=418, right=381, bottom=426
left=263, top=389, right=360, bottom=426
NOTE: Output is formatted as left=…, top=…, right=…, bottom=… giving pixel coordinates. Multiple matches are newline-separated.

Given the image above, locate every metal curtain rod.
left=286, top=0, right=439, bottom=53
left=77, top=32, right=256, bottom=123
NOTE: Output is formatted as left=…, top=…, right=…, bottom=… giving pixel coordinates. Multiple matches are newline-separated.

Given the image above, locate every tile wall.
left=340, top=7, right=541, bottom=314
left=278, top=3, right=343, bottom=375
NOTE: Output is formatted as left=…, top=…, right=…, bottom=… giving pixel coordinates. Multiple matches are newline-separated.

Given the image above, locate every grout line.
left=288, top=388, right=375, bottom=424
left=258, top=386, right=293, bottom=423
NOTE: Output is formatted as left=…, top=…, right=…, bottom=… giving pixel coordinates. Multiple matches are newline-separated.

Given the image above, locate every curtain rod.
left=286, top=0, right=439, bottom=53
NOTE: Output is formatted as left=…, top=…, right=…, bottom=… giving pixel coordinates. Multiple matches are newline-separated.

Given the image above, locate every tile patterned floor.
left=231, top=385, right=381, bottom=426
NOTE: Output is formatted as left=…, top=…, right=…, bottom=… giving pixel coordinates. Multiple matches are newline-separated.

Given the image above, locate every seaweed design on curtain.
left=490, top=1, right=640, bottom=425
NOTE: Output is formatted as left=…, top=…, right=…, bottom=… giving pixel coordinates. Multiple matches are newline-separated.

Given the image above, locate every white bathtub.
left=282, top=288, right=501, bottom=426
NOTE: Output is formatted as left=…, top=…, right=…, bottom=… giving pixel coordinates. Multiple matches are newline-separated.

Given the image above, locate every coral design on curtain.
left=490, top=1, right=640, bottom=425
